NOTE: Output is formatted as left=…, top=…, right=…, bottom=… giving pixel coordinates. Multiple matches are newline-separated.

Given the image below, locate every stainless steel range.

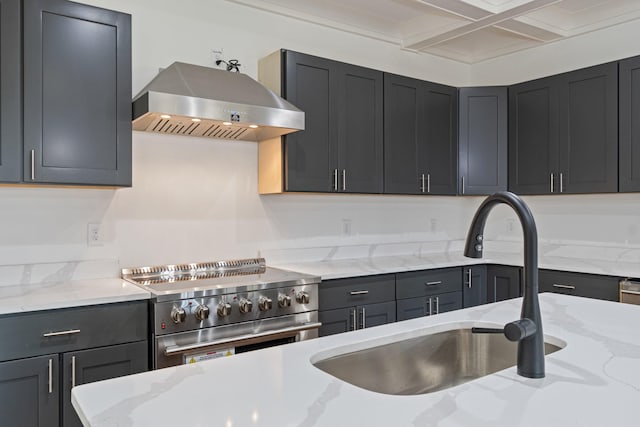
left=121, top=258, right=320, bottom=369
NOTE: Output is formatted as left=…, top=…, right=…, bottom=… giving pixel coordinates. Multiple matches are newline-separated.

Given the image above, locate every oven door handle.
left=164, top=322, right=322, bottom=356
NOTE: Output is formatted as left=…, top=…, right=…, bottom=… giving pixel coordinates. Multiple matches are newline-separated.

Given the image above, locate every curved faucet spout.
left=464, top=191, right=545, bottom=379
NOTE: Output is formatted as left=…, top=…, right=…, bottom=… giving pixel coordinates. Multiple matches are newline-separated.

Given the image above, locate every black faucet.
left=464, top=191, right=545, bottom=379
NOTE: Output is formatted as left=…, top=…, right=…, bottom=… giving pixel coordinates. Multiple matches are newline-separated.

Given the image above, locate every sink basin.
left=312, top=327, right=564, bottom=395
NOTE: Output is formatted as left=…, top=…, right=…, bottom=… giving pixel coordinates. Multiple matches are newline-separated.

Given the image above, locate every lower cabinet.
left=462, top=265, right=487, bottom=307
left=0, top=301, right=149, bottom=427
left=486, top=265, right=522, bottom=302
left=0, top=354, right=58, bottom=427
left=318, top=274, right=396, bottom=336
left=396, top=267, right=463, bottom=321
left=538, top=269, right=619, bottom=301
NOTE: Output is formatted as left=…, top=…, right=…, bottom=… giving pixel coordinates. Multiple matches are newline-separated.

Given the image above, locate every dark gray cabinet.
left=458, top=87, right=507, bottom=195
left=558, top=63, right=618, bottom=194
left=0, top=354, right=58, bottom=427
left=62, top=341, right=148, bottom=427
left=463, top=265, right=487, bottom=307
left=23, top=0, right=132, bottom=186
left=538, top=269, right=619, bottom=301
left=282, top=50, right=383, bottom=193
left=396, top=268, right=462, bottom=320
left=0, top=301, right=148, bottom=427
left=509, top=63, right=617, bottom=195
left=0, top=0, right=21, bottom=182
left=619, top=55, right=640, bottom=192
left=486, top=265, right=521, bottom=302
left=384, top=73, right=457, bottom=195
left=318, top=274, right=395, bottom=336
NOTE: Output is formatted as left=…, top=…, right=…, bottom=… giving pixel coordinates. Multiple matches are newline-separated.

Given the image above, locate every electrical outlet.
left=87, top=223, right=102, bottom=246
left=430, top=218, right=437, bottom=232
left=342, top=219, right=352, bottom=236
left=507, top=218, right=515, bottom=233
left=212, top=48, right=224, bottom=65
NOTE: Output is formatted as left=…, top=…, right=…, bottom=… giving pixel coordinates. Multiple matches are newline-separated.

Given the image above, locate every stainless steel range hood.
left=132, top=62, right=304, bottom=141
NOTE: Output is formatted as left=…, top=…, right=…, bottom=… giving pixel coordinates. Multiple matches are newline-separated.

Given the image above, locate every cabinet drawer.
left=0, top=301, right=148, bottom=362
left=396, top=268, right=461, bottom=299
left=539, top=270, right=619, bottom=301
left=319, top=274, right=395, bottom=310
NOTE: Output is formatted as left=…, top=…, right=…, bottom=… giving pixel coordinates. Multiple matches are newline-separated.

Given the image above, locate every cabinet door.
left=558, top=62, right=618, bottom=194
left=283, top=51, right=338, bottom=192
left=396, top=298, right=428, bottom=321
left=0, top=0, right=21, bottom=182
left=23, top=0, right=132, bottom=186
left=420, top=82, right=458, bottom=195
left=359, top=301, right=396, bottom=329
left=0, top=354, right=58, bottom=427
left=458, top=87, right=507, bottom=195
left=508, top=77, right=559, bottom=195
left=337, top=64, right=383, bottom=193
left=318, top=307, right=356, bottom=337
left=487, top=265, right=521, bottom=302
left=463, top=265, right=487, bottom=307
left=538, top=269, right=619, bottom=301
left=383, top=73, right=421, bottom=194
left=433, top=292, right=462, bottom=314
left=62, top=341, right=148, bottom=427
left=319, top=274, right=396, bottom=311
left=619, top=56, right=640, bottom=192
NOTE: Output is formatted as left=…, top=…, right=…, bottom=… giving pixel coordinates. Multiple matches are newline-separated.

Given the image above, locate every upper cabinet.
left=384, top=74, right=457, bottom=195
left=509, top=62, right=618, bottom=195
left=259, top=50, right=383, bottom=194
left=619, top=55, right=640, bottom=192
left=0, top=0, right=21, bottom=182
left=458, top=87, right=507, bottom=195
left=22, top=0, right=132, bottom=186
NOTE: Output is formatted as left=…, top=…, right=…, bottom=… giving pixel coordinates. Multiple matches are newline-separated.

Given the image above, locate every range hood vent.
left=132, top=62, right=304, bottom=141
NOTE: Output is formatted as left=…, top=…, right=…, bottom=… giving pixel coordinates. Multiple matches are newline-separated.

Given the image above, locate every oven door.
left=154, top=312, right=320, bottom=369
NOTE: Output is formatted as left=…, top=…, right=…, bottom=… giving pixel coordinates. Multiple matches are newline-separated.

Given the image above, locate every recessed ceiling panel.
left=227, top=0, right=640, bottom=64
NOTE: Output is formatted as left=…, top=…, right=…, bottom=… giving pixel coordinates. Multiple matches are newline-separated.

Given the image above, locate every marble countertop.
left=72, top=293, right=640, bottom=426
left=273, top=249, right=640, bottom=280
left=0, top=278, right=150, bottom=316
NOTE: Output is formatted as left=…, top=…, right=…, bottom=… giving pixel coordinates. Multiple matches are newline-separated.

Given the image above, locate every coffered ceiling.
left=227, top=0, right=640, bottom=63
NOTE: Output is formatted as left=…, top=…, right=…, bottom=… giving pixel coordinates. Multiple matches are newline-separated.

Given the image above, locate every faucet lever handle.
left=471, top=318, right=537, bottom=342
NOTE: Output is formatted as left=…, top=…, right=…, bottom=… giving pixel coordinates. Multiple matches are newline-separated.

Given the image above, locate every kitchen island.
left=72, top=293, right=640, bottom=426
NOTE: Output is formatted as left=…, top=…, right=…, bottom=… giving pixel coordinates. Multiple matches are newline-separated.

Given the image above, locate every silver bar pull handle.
left=428, top=298, right=432, bottom=316
left=342, top=169, right=346, bottom=191
left=550, top=173, right=554, bottom=193
left=43, top=329, right=81, bottom=338
left=71, top=356, right=76, bottom=388
left=420, top=174, right=425, bottom=193
left=333, top=169, right=338, bottom=192
left=425, top=281, right=442, bottom=286
left=361, top=307, right=366, bottom=329
left=553, top=283, right=575, bottom=290
left=467, top=268, right=472, bottom=289
left=349, top=290, right=369, bottom=295
left=560, top=172, right=564, bottom=193
left=435, top=296, right=440, bottom=314
left=427, top=173, right=431, bottom=193
left=351, top=309, right=357, bottom=331
left=461, top=176, right=465, bottom=194
left=30, top=150, right=35, bottom=181
left=48, top=359, right=53, bottom=394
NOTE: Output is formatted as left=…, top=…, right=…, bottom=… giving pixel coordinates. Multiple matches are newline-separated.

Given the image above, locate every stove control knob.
left=170, top=307, right=186, bottom=324
left=194, top=304, right=210, bottom=321
left=239, top=298, right=253, bottom=314
left=258, top=297, right=273, bottom=311
left=278, top=294, right=292, bottom=308
left=217, top=301, right=232, bottom=317
left=296, top=291, right=310, bottom=305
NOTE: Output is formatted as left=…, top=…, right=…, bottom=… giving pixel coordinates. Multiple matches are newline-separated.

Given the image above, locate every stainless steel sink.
left=312, top=327, right=564, bottom=395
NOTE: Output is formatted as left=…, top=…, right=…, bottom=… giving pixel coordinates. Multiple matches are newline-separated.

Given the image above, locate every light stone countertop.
left=72, top=293, right=640, bottom=427
left=0, top=278, right=150, bottom=315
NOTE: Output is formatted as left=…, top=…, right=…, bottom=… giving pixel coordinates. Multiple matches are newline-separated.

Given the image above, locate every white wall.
left=1, top=0, right=640, bottom=275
